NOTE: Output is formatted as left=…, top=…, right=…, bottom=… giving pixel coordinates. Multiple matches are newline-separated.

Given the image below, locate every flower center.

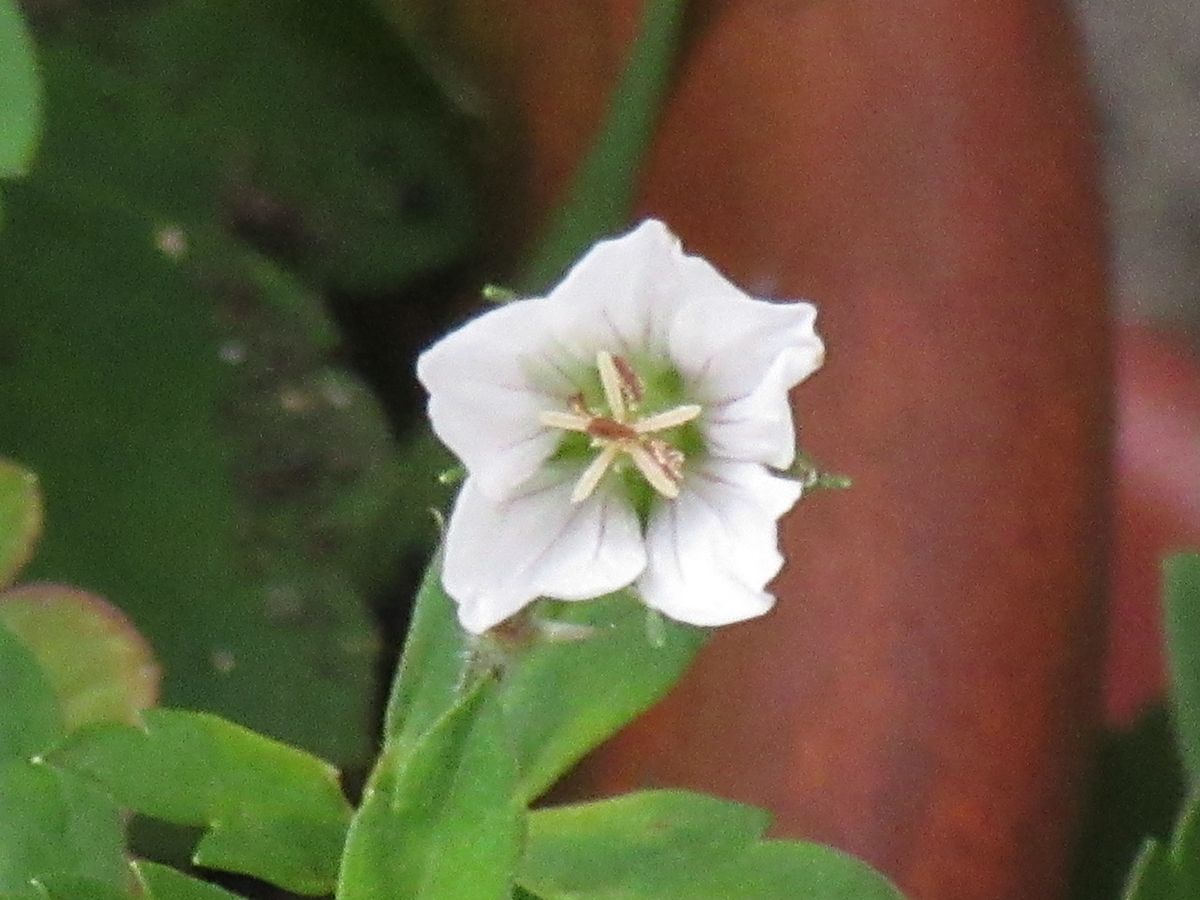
left=539, top=351, right=701, bottom=504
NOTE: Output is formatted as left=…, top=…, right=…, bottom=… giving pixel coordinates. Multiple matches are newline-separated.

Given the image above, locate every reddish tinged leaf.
left=0, top=584, right=159, bottom=732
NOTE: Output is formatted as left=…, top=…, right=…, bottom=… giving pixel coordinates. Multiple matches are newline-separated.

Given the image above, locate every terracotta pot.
left=399, top=2, right=1111, bottom=897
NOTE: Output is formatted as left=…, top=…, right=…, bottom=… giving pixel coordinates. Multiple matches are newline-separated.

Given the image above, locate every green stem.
left=520, top=0, right=689, bottom=292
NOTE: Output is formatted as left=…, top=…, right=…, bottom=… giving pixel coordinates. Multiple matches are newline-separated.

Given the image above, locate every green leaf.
left=500, top=595, right=707, bottom=801
left=522, top=0, right=686, bottom=289
left=0, top=625, right=61, bottom=763
left=0, top=459, right=41, bottom=588
left=1166, top=553, right=1200, bottom=786
left=133, top=861, right=245, bottom=900
left=384, top=561, right=707, bottom=802
left=0, top=585, right=159, bottom=732
left=382, top=553, right=476, bottom=748
left=1120, top=792, right=1200, bottom=900
left=518, top=791, right=905, bottom=900
left=0, top=0, right=41, bottom=179
left=23, top=875, right=128, bottom=900
left=0, top=625, right=128, bottom=895
left=0, top=763, right=126, bottom=895
left=339, top=676, right=521, bottom=900
left=1169, top=794, right=1200, bottom=895
left=1113, top=555, right=1200, bottom=900
left=48, top=709, right=351, bottom=895
left=1069, top=705, right=1186, bottom=900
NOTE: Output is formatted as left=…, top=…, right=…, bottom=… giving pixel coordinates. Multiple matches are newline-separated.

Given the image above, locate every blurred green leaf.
left=1166, top=553, right=1200, bottom=785
left=1122, top=794, right=1200, bottom=900
left=518, top=791, right=905, bottom=900
left=384, top=561, right=707, bottom=803
left=46, top=0, right=474, bottom=292
left=0, top=0, right=480, bottom=764
left=49, top=709, right=351, bottom=895
left=0, top=0, right=41, bottom=179
left=0, top=459, right=40, bottom=588
left=1069, top=706, right=1186, bottom=900
left=0, top=585, right=158, bottom=732
left=339, top=676, right=521, bottom=900
left=359, top=430, right=454, bottom=583
left=1118, top=551, right=1200, bottom=900
left=522, top=0, right=686, bottom=289
left=0, top=182, right=379, bottom=763
left=133, top=861, right=244, bottom=900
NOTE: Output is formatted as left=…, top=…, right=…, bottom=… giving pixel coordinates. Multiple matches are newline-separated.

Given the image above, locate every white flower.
left=417, top=220, right=824, bottom=634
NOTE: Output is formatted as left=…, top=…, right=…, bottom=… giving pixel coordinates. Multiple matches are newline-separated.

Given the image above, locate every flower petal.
left=701, top=346, right=817, bottom=470
left=442, top=473, right=647, bottom=633
left=666, top=256, right=823, bottom=470
left=669, top=278, right=823, bottom=406
left=418, top=297, right=570, bottom=501
left=544, top=220, right=688, bottom=356
left=637, top=461, right=802, bottom=626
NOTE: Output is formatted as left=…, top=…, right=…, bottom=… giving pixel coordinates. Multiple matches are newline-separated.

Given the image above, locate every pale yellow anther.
left=628, top=444, right=681, bottom=499
left=633, top=404, right=701, bottom=434
left=539, top=410, right=591, bottom=432
left=570, top=443, right=621, bottom=504
left=595, top=350, right=627, bottom=422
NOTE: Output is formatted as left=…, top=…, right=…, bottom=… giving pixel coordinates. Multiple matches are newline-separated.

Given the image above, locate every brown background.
left=398, top=2, right=1112, bottom=896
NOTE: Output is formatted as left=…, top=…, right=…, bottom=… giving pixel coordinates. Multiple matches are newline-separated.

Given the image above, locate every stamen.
left=569, top=393, right=590, bottom=417
left=646, top=438, right=685, bottom=482
left=539, top=410, right=591, bottom=432
left=595, top=350, right=627, bottom=422
left=628, top=443, right=681, bottom=499
left=633, top=403, right=702, bottom=434
left=571, top=443, right=620, bottom=504
left=542, top=353, right=698, bottom=504
left=612, top=355, right=644, bottom=405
